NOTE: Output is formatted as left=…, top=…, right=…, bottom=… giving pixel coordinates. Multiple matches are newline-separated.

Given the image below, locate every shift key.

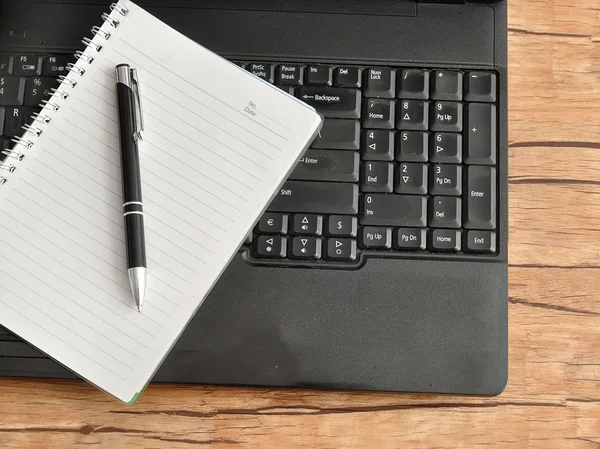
left=269, top=181, right=359, bottom=214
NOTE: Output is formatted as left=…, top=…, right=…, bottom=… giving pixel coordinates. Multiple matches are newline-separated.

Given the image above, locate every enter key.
left=297, top=87, right=361, bottom=119
left=290, top=149, right=359, bottom=182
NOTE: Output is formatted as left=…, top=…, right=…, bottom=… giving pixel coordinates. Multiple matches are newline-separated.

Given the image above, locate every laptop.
left=0, top=0, right=508, bottom=395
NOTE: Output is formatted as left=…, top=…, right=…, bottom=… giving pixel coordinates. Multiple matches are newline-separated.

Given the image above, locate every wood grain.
left=1, top=1, right=600, bottom=447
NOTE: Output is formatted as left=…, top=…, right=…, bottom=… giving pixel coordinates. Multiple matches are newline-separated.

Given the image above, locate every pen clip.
left=130, top=68, right=144, bottom=141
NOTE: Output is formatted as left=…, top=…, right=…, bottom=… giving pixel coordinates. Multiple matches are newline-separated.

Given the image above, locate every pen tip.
left=138, top=304, right=143, bottom=313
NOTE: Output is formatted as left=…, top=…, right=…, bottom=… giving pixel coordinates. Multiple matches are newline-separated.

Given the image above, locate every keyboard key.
left=0, top=55, right=11, bottom=75
left=360, top=227, right=392, bottom=249
left=396, top=131, right=428, bottom=162
left=297, top=87, right=361, bottom=119
left=465, top=72, right=496, bottom=103
left=291, top=236, right=322, bottom=259
left=3, top=107, right=35, bottom=137
left=13, top=55, right=41, bottom=76
left=398, top=69, right=429, bottom=99
left=291, top=149, right=359, bottom=182
left=429, top=229, right=461, bottom=251
left=430, top=164, right=462, bottom=196
left=466, top=103, right=496, bottom=165
left=276, top=64, right=303, bottom=85
left=397, top=100, right=428, bottom=130
left=360, top=194, right=427, bottom=227
left=465, top=166, right=496, bottom=230
left=306, top=66, right=332, bottom=86
left=0, top=138, right=11, bottom=161
left=327, top=215, right=357, bottom=237
left=0, top=76, right=25, bottom=106
left=326, top=238, right=357, bottom=261
left=244, top=233, right=253, bottom=244
left=431, top=70, right=462, bottom=100
left=362, top=129, right=394, bottom=161
left=24, top=77, right=58, bottom=107
left=431, top=101, right=462, bottom=132
left=430, top=196, right=461, bottom=228
left=311, top=119, right=360, bottom=150
left=334, top=67, right=361, bottom=88
left=362, top=161, right=393, bottom=193
left=247, top=63, right=274, bottom=82
left=292, top=214, right=323, bottom=235
left=255, top=235, right=286, bottom=258
left=270, top=181, right=359, bottom=214
left=43, top=55, right=70, bottom=76
left=362, top=99, right=395, bottom=129
left=396, top=228, right=426, bottom=250
left=0, top=108, right=4, bottom=135
left=363, top=68, right=395, bottom=98
left=430, top=133, right=462, bottom=163
left=465, top=230, right=496, bottom=253
left=395, top=163, right=427, bottom=195
left=276, top=85, right=295, bottom=95
left=257, top=213, right=288, bottom=234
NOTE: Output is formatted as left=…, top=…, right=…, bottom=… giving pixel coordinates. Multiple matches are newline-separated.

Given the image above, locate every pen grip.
left=125, top=213, right=147, bottom=269
left=116, top=81, right=146, bottom=269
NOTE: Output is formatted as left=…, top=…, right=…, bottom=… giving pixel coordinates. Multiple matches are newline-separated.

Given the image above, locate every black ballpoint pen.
left=115, top=64, right=147, bottom=312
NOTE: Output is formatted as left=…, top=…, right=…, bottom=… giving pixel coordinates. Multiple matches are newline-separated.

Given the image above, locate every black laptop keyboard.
left=1, top=54, right=499, bottom=267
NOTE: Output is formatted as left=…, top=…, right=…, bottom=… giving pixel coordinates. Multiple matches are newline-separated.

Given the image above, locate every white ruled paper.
left=0, top=0, right=321, bottom=403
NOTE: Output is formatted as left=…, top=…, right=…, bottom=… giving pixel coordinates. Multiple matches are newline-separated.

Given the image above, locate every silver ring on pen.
left=0, top=177, right=6, bottom=186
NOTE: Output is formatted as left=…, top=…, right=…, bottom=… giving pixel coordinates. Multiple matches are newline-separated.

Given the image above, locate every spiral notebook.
left=0, top=0, right=322, bottom=403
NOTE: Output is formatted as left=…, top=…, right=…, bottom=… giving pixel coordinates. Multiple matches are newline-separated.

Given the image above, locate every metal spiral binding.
left=49, top=87, right=69, bottom=100
left=0, top=3, right=126, bottom=187
left=22, top=124, right=43, bottom=137
left=58, top=74, right=78, bottom=87
left=31, top=112, right=52, bottom=125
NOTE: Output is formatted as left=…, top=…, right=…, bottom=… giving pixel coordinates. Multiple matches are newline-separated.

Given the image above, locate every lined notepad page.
left=0, top=0, right=321, bottom=403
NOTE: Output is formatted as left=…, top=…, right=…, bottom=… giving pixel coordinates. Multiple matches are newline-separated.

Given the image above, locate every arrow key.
left=291, top=237, right=322, bottom=259
left=397, top=100, right=428, bottom=131
left=326, top=238, right=357, bottom=261
left=362, top=129, right=394, bottom=161
left=292, top=214, right=323, bottom=235
left=255, top=235, right=286, bottom=258
left=395, top=163, right=428, bottom=195
left=430, top=133, right=462, bottom=163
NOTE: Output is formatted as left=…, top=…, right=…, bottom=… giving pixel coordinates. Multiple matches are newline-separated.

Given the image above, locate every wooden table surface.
left=1, top=1, right=600, bottom=448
